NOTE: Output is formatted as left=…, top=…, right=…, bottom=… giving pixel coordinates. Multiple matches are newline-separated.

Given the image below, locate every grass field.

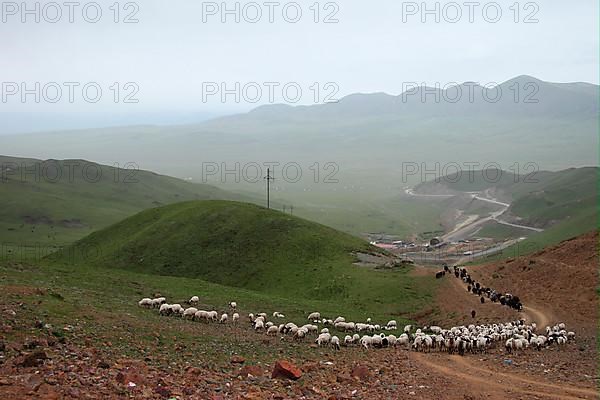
left=48, top=201, right=437, bottom=312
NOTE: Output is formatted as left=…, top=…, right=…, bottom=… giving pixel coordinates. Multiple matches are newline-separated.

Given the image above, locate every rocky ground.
left=1, top=232, right=598, bottom=399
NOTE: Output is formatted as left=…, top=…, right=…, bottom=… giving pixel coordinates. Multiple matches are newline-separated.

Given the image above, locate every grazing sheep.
left=189, top=296, right=199, bottom=305
left=316, top=333, right=331, bottom=346
left=183, top=307, right=198, bottom=319
left=194, top=310, right=210, bottom=322
left=248, top=313, right=255, bottom=322
left=308, top=312, right=321, bottom=321
left=170, top=304, right=184, bottom=316
left=294, top=328, right=308, bottom=340
left=138, top=298, right=153, bottom=308
left=151, top=297, right=167, bottom=308
left=207, top=310, right=218, bottom=322
left=386, top=320, right=397, bottom=330
left=334, top=316, right=346, bottom=324
left=267, top=325, right=279, bottom=335
left=344, top=335, right=354, bottom=346
left=403, top=325, right=412, bottom=334
left=220, top=313, right=228, bottom=323
left=159, top=303, right=171, bottom=315
left=360, top=335, right=373, bottom=349
left=331, top=336, right=341, bottom=350
left=254, top=320, right=265, bottom=330
left=229, top=302, right=237, bottom=310
left=320, top=328, right=329, bottom=334
left=232, top=313, right=239, bottom=324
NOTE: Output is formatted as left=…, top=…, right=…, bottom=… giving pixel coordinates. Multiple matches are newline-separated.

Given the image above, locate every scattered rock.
left=19, top=351, right=49, bottom=367
left=238, top=365, right=263, bottom=378
left=350, top=365, right=370, bottom=381
left=272, top=360, right=302, bottom=380
left=230, top=355, right=245, bottom=364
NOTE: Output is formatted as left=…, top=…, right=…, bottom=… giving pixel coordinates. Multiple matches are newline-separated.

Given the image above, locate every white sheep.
left=159, top=303, right=171, bottom=315
left=320, top=328, right=329, bottom=334
left=151, top=297, right=167, bottom=308
left=170, top=304, right=184, bottom=315
left=267, top=325, right=279, bottom=335
left=195, top=310, right=210, bottom=322
left=403, top=324, right=412, bottom=334
left=360, top=335, right=372, bottom=349
left=138, top=298, right=152, bottom=308
left=386, top=320, right=397, bottom=330
left=254, top=320, right=265, bottom=330
left=232, top=313, right=239, bottom=324
left=189, top=296, right=199, bottom=305
left=315, top=332, right=331, bottom=346
left=220, top=313, right=228, bottom=323
left=344, top=335, right=354, bottom=346
left=229, top=302, right=237, bottom=310
left=331, top=335, right=341, bottom=350
left=183, top=307, right=198, bottom=319
left=333, top=316, right=345, bottom=324
left=294, top=328, right=308, bottom=340
left=307, top=312, right=321, bottom=321
left=207, top=310, right=218, bottom=322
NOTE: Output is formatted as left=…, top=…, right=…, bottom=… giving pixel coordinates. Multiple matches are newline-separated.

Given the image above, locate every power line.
left=264, top=168, right=274, bottom=209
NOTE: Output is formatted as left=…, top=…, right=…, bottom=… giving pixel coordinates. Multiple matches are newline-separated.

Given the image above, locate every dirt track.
left=410, top=231, right=599, bottom=399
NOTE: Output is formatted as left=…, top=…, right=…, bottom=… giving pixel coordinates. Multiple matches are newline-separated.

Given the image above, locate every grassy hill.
left=49, top=201, right=433, bottom=309
left=0, top=156, right=239, bottom=248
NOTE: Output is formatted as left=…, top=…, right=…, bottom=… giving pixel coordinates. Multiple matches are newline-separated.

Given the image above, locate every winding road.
left=410, top=272, right=598, bottom=399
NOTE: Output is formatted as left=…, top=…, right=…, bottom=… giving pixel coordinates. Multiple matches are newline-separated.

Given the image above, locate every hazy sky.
left=1, top=0, right=598, bottom=117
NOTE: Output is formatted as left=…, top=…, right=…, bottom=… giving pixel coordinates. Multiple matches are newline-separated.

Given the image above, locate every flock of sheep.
left=138, top=296, right=576, bottom=356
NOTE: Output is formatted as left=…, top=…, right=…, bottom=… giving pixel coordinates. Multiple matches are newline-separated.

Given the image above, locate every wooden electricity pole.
left=265, top=168, right=274, bottom=209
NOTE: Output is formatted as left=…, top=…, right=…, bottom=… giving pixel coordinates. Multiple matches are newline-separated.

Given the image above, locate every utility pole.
left=265, top=168, right=274, bottom=209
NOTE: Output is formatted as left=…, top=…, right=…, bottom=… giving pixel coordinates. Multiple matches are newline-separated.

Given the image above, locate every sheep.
left=229, top=302, right=237, bottom=310
left=386, top=320, right=397, bottom=330
left=316, top=333, right=331, bottom=346
left=183, top=307, right=198, bottom=319
left=267, top=325, right=279, bottom=335
left=333, top=316, right=346, bottom=324
left=272, top=312, right=285, bottom=318
left=159, top=303, right=171, bottom=315
left=138, top=298, right=153, bottom=308
left=331, top=336, right=341, bottom=350
left=320, top=328, right=329, bottom=334
left=232, top=313, right=239, bottom=324
left=403, top=325, right=412, bottom=334
left=151, top=297, right=167, bottom=308
left=220, top=313, right=228, bottom=323
left=293, top=328, right=308, bottom=340
left=366, top=317, right=372, bottom=323
left=207, top=310, right=218, bottom=321
left=170, top=304, right=184, bottom=316
left=567, top=331, right=575, bottom=340
left=344, top=335, right=354, bottom=346
left=254, top=319, right=265, bottom=330
left=307, top=312, right=321, bottom=321
left=257, top=312, right=267, bottom=319
left=398, top=333, right=410, bottom=347
left=387, top=334, right=397, bottom=347
left=265, top=321, right=274, bottom=329
left=194, top=310, right=210, bottom=322
left=360, top=335, right=373, bottom=349
left=189, top=296, right=199, bottom=305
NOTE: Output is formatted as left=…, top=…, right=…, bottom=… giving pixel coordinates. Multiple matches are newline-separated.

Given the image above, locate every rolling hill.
left=49, top=201, right=425, bottom=303
left=0, top=156, right=240, bottom=247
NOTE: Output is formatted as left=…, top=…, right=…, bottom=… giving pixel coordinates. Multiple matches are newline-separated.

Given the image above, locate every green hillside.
left=49, top=201, right=431, bottom=308
left=0, top=156, right=238, bottom=247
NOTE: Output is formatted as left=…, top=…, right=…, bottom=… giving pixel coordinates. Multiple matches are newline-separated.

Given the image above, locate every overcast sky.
left=1, top=0, right=598, bottom=120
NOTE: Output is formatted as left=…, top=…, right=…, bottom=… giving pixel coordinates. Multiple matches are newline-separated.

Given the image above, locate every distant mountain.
left=0, top=76, right=599, bottom=196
